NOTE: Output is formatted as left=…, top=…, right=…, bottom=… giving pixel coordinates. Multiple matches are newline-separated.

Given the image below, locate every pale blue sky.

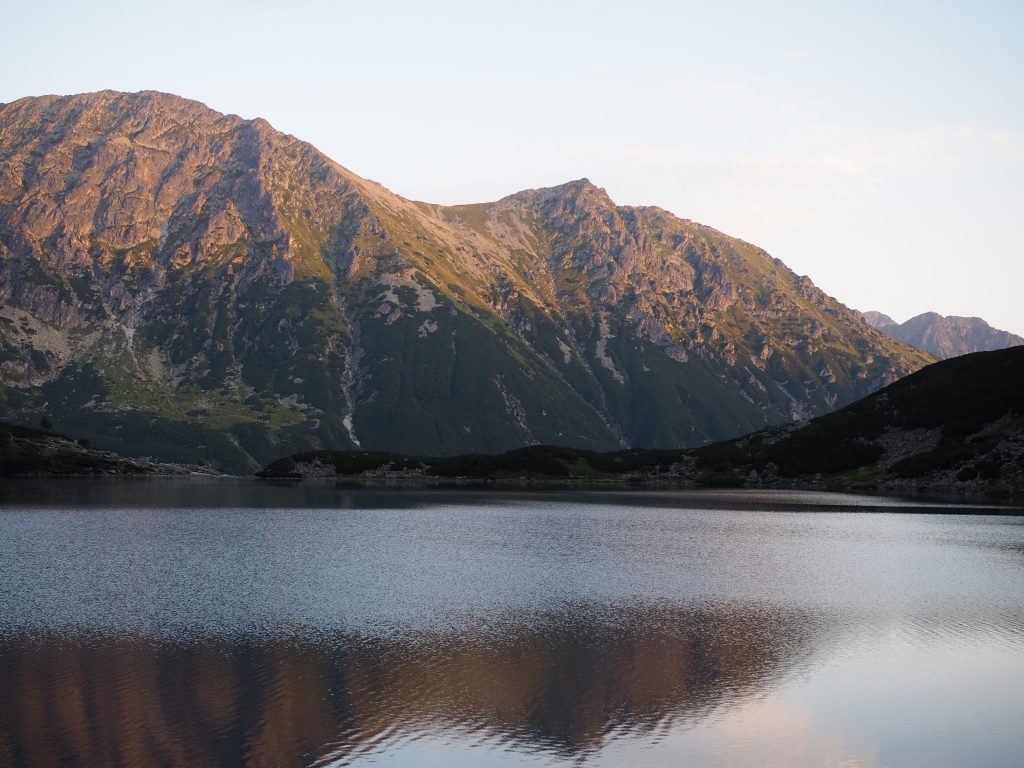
left=3, top=0, right=1022, bottom=334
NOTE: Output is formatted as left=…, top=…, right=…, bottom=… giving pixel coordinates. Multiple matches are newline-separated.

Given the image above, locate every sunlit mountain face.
left=0, top=91, right=929, bottom=471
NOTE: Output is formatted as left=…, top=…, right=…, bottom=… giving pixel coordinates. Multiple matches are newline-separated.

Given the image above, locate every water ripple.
left=1, top=485, right=1022, bottom=766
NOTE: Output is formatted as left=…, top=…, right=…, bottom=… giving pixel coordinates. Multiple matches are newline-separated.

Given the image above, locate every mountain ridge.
left=863, top=310, right=1023, bottom=359
left=0, top=90, right=931, bottom=471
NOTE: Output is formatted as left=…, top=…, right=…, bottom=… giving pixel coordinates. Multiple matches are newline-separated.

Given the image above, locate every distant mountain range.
left=0, top=91, right=929, bottom=471
left=863, top=311, right=1023, bottom=359
left=262, top=347, right=1024, bottom=500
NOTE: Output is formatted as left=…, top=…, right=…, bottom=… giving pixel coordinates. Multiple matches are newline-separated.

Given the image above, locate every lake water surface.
left=1, top=480, right=1022, bottom=767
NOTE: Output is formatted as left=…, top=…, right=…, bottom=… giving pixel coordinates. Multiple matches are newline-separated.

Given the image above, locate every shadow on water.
left=0, top=603, right=827, bottom=768
left=0, top=477, right=1018, bottom=513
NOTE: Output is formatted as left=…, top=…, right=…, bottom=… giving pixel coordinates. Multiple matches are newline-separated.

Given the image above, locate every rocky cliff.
left=0, top=91, right=931, bottom=471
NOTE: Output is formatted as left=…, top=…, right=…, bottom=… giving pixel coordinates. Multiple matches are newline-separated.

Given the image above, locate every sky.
left=2, top=0, right=1022, bottom=335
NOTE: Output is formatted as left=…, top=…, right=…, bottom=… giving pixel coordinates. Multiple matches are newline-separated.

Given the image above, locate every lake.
left=1, top=479, right=1022, bottom=767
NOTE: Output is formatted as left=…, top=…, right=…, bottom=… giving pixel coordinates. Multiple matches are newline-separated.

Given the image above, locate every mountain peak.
left=862, top=311, right=896, bottom=331
left=502, top=177, right=614, bottom=211
left=905, top=311, right=943, bottom=326
left=559, top=177, right=599, bottom=192
left=864, top=310, right=1024, bottom=359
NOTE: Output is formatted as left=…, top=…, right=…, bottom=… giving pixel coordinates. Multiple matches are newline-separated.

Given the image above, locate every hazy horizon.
left=3, top=0, right=1021, bottom=336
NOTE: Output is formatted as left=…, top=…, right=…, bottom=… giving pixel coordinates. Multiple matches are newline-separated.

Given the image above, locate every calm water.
left=1, top=480, right=1022, bottom=767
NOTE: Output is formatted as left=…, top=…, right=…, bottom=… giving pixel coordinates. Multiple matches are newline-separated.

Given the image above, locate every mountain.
left=263, top=347, right=1024, bottom=500
left=861, top=311, right=898, bottom=331
left=863, top=310, right=1024, bottom=359
left=0, top=91, right=930, bottom=472
left=695, top=345, right=1024, bottom=497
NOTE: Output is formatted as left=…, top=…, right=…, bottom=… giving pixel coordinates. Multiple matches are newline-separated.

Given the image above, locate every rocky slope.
left=864, top=311, right=1023, bottom=359
left=0, top=91, right=930, bottom=471
left=263, top=348, right=1024, bottom=500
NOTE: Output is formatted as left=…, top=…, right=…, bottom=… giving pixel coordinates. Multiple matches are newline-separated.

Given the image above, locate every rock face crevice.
left=0, top=91, right=932, bottom=472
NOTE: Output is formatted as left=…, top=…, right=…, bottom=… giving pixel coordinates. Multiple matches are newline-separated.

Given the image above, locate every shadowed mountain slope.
left=0, top=419, right=211, bottom=476
left=0, top=91, right=929, bottom=471
left=263, top=347, right=1024, bottom=499
left=699, top=344, right=1024, bottom=496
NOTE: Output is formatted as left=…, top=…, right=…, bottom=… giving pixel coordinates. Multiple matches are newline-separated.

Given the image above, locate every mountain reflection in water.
left=0, top=604, right=823, bottom=767
left=1, top=485, right=1022, bottom=767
